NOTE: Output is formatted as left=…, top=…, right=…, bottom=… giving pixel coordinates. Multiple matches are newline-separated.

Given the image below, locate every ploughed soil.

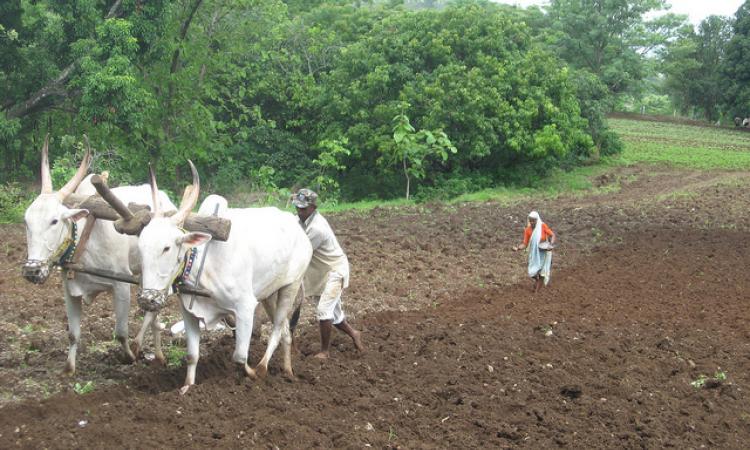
left=1, top=164, right=749, bottom=448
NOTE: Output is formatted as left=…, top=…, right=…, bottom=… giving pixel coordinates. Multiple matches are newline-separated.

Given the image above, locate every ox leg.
left=180, top=300, right=201, bottom=395
left=63, top=288, right=83, bottom=375
left=132, top=311, right=155, bottom=360
left=232, top=298, right=258, bottom=380
left=257, top=284, right=296, bottom=379
left=112, top=283, right=136, bottom=363
left=150, top=312, right=166, bottom=365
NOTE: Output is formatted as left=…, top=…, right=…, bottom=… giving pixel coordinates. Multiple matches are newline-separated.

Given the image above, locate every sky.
left=491, top=1, right=747, bottom=25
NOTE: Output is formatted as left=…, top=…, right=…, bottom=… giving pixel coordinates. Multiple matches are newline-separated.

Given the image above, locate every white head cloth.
left=528, top=211, right=543, bottom=246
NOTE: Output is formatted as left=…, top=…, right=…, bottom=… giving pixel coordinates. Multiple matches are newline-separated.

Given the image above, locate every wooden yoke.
left=90, top=174, right=153, bottom=236
left=62, top=177, right=232, bottom=241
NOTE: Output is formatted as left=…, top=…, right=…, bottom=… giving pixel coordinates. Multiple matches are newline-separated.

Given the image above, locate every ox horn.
left=148, top=163, right=161, bottom=217
left=57, top=135, right=93, bottom=200
left=40, top=134, right=53, bottom=194
left=171, top=160, right=200, bottom=226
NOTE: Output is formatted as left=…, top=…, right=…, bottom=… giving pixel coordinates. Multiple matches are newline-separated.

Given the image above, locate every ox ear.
left=62, top=209, right=89, bottom=222
left=178, top=232, right=211, bottom=249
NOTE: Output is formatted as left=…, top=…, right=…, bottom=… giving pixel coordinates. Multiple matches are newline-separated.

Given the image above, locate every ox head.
left=136, top=162, right=211, bottom=312
left=22, top=135, right=91, bottom=284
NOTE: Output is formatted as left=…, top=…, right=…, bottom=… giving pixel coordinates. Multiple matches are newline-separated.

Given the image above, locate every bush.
left=599, top=129, right=624, bottom=157
left=412, top=173, right=493, bottom=202
left=0, top=182, right=33, bottom=223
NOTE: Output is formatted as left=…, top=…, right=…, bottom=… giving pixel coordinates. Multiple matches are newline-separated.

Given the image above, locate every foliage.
left=385, top=110, right=456, bottom=199
left=546, top=0, right=686, bottom=96
left=661, top=16, right=733, bottom=121
left=2, top=0, right=706, bottom=210
left=166, top=344, right=187, bottom=367
left=0, top=182, right=32, bottom=223
left=312, top=138, right=351, bottom=201
left=722, top=1, right=750, bottom=118
left=73, top=381, right=95, bottom=395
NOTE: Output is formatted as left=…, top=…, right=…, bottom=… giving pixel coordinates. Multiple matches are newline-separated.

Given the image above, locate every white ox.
left=129, top=163, right=311, bottom=394
left=22, top=136, right=176, bottom=373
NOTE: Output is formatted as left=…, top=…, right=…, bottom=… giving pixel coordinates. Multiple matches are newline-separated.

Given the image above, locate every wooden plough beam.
left=61, top=263, right=212, bottom=298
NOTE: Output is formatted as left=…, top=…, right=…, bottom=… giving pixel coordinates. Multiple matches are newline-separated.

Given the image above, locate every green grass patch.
left=616, top=142, right=750, bottom=170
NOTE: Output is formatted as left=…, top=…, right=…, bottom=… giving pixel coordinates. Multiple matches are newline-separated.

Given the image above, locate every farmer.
left=512, top=211, right=556, bottom=292
left=293, top=188, right=364, bottom=359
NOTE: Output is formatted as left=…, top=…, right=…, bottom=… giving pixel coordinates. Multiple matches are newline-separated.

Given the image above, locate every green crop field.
left=610, top=118, right=750, bottom=170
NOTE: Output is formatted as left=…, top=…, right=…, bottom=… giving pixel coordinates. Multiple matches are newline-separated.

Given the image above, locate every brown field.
left=1, top=164, right=749, bottom=448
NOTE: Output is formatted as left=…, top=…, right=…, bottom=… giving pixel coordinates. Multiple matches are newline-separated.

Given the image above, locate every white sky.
left=491, top=1, right=747, bottom=24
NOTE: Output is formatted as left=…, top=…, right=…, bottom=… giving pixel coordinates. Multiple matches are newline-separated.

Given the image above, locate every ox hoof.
left=255, top=364, right=268, bottom=379
left=244, top=365, right=257, bottom=379
left=179, top=384, right=192, bottom=395
left=63, top=364, right=76, bottom=376
left=237, top=364, right=257, bottom=381
left=282, top=370, right=296, bottom=382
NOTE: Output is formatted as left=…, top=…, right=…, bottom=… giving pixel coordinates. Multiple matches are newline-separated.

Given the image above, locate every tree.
left=661, top=16, right=732, bottom=121
left=386, top=110, right=456, bottom=199
left=313, top=138, right=351, bottom=199
left=547, top=0, right=686, bottom=96
left=722, top=1, right=750, bottom=118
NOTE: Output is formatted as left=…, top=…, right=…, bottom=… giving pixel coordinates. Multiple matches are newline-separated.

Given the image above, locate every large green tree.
left=722, top=1, right=750, bottom=118
left=661, top=16, right=733, bottom=121
left=546, top=0, right=685, bottom=96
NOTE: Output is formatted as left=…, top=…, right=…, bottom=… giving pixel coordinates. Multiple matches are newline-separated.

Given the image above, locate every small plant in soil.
left=166, top=344, right=187, bottom=367
left=691, top=371, right=727, bottom=389
left=73, top=381, right=95, bottom=395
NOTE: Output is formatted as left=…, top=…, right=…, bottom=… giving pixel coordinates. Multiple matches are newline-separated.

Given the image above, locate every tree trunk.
left=403, top=157, right=410, bottom=200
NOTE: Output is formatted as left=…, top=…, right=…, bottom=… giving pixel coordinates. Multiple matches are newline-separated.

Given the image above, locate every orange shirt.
left=522, top=223, right=554, bottom=247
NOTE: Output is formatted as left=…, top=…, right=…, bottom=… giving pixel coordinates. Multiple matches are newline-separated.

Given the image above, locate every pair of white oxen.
left=22, top=139, right=312, bottom=394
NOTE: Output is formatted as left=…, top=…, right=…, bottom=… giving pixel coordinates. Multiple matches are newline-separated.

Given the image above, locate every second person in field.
left=513, top=211, right=556, bottom=292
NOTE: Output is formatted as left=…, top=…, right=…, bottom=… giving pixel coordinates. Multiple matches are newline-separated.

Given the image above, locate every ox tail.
left=289, top=283, right=305, bottom=333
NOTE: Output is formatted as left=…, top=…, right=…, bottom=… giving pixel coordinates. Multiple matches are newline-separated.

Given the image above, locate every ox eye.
left=162, top=246, right=170, bottom=254
left=51, top=219, right=58, bottom=225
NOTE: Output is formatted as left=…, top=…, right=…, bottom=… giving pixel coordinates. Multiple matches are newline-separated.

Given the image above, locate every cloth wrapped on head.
left=292, top=189, right=318, bottom=208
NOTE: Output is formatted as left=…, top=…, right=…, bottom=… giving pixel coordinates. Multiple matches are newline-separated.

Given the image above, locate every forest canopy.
left=1, top=0, right=748, bottom=204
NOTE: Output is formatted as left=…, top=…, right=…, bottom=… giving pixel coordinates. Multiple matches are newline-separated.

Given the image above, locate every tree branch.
left=2, top=0, right=124, bottom=120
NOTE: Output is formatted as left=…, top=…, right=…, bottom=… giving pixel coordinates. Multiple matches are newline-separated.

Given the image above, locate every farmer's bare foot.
left=313, top=351, right=329, bottom=359
left=351, top=330, right=365, bottom=352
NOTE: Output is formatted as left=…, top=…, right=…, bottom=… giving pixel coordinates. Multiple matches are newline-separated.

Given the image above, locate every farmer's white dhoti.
left=313, top=271, right=346, bottom=325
